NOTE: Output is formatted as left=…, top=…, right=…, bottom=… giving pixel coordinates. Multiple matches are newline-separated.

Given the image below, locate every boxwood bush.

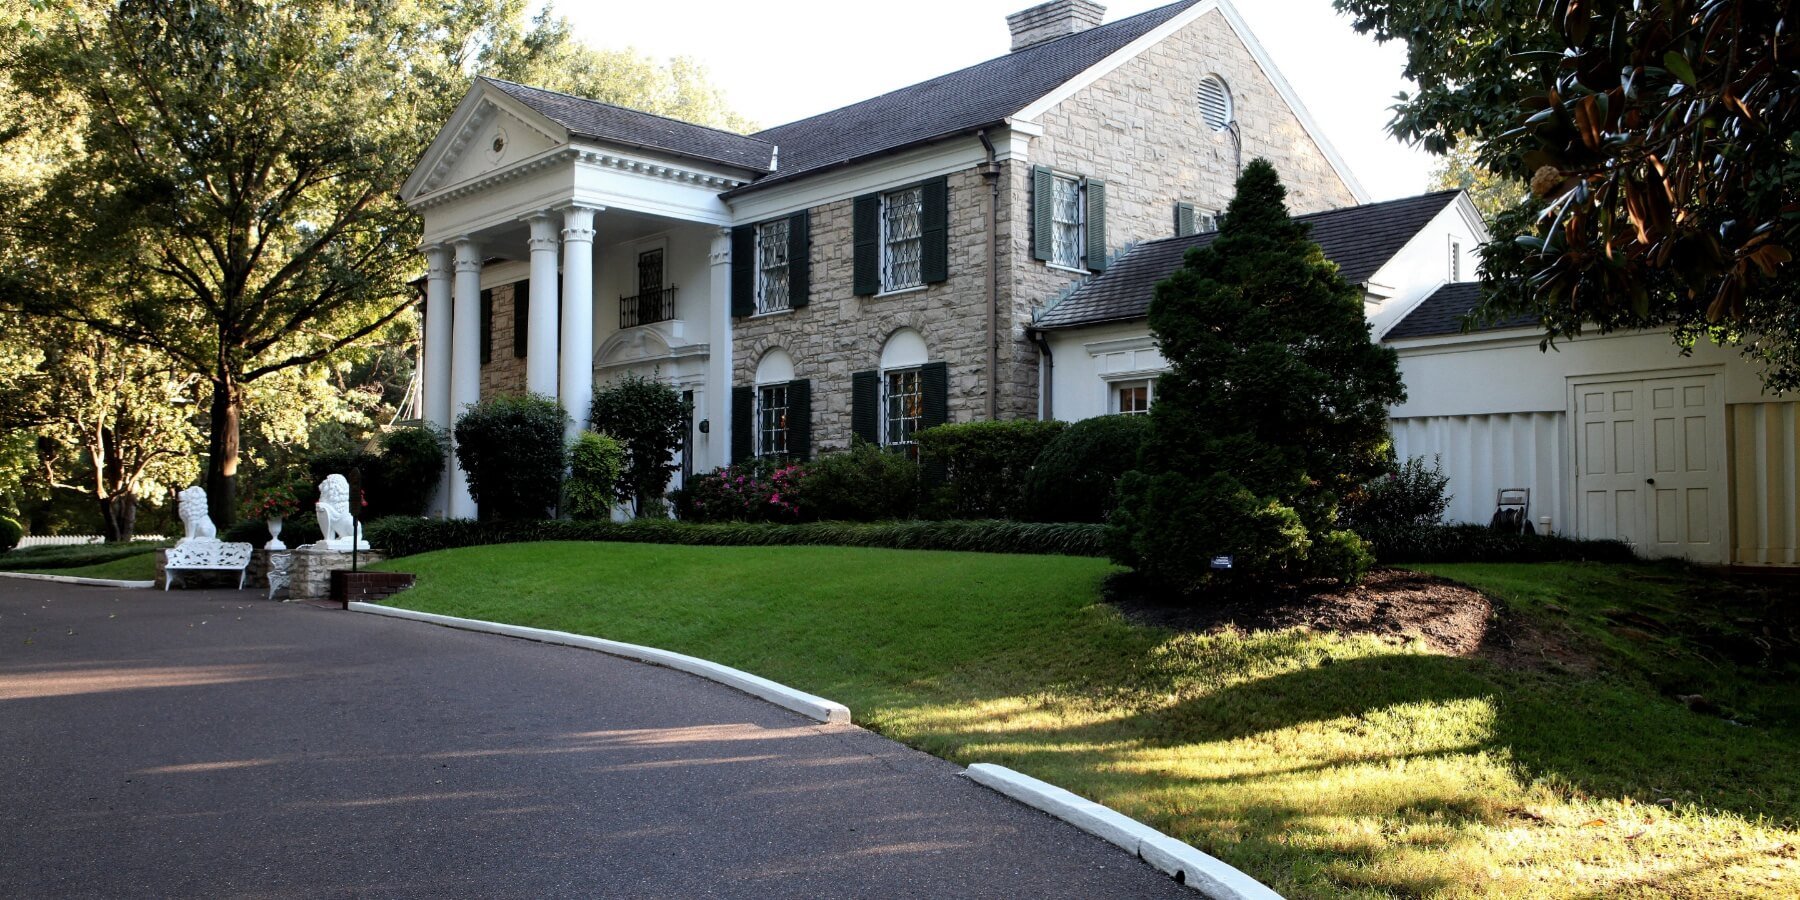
left=454, top=394, right=568, bottom=521
left=0, top=516, right=22, bottom=552
left=1023, top=415, right=1152, bottom=523
left=364, top=516, right=1106, bottom=559
left=802, top=441, right=920, bottom=521
left=916, top=420, right=1067, bottom=519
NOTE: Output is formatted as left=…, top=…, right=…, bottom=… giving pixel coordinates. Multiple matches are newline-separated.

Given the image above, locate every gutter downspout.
left=978, top=130, right=1001, bottom=421
left=1028, top=326, right=1054, bottom=421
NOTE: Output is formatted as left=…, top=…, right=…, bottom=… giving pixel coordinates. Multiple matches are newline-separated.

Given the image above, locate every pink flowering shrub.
left=674, top=459, right=807, bottom=523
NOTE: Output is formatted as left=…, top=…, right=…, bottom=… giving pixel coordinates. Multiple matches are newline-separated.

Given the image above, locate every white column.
left=559, top=205, right=599, bottom=443
left=449, top=238, right=483, bottom=520
left=706, top=228, right=734, bottom=471
left=421, top=245, right=454, bottom=517
left=524, top=212, right=561, bottom=398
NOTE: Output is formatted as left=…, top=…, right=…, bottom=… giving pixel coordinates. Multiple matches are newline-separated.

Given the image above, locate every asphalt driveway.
left=0, top=578, right=1192, bottom=899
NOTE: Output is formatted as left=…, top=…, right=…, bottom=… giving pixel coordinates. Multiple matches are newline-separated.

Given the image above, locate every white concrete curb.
left=965, top=764, right=1284, bottom=899
left=348, top=603, right=851, bottom=725
left=0, top=571, right=155, bottom=589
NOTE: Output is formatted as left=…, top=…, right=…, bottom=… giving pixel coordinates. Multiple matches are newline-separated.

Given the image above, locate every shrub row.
left=0, top=539, right=171, bottom=571
left=1362, top=523, right=1636, bottom=565
left=364, top=516, right=1108, bottom=560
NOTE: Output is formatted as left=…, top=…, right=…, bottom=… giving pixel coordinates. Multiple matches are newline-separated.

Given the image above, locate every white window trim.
left=1109, top=378, right=1155, bottom=416
left=873, top=284, right=929, bottom=300
left=754, top=219, right=791, bottom=315
left=878, top=186, right=925, bottom=294
left=1449, top=237, right=1463, bottom=282
left=879, top=365, right=925, bottom=451
left=753, top=382, right=790, bottom=457
left=1047, top=171, right=1088, bottom=272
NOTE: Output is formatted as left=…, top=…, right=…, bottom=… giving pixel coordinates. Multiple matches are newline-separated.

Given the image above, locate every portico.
left=403, top=77, right=773, bottom=517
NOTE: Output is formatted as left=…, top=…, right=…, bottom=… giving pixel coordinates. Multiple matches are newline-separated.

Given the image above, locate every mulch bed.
left=1107, top=568, right=1559, bottom=663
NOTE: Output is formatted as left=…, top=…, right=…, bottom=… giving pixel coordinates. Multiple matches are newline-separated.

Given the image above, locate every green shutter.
left=479, top=288, right=493, bottom=365
left=730, top=225, right=755, bottom=317
left=788, top=211, right=811, bottom=308
left=851, top=370, right=879, bottom=444
left=732, top=386, right=754, bottom=463
left=919, top=361, right=949, bottom=430
left=786, top=378, right=812, bottom=460
left=1175, top=201, right=1197, bottom=237
left=920, top=176, right=949, bottom=283
left=1031, top=165, right=1053, bottom=262
left=513, top=279, right=529, bottom=358
left=1084, top=179, right=1108, bottom=272
left=853, top=194, right=880, bottom=296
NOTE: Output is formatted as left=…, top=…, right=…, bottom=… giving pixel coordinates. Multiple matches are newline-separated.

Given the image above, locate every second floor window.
left=1051, top=174, right=1084, bottom=269
left=757, top=383, right=789, bottom=456
left=881, top=186, right=924, bottom=292
left=756, top=219, right=791, bottom=314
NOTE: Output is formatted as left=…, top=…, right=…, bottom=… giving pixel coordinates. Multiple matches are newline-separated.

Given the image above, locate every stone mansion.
left=404, top=0, right=1368, bottom=518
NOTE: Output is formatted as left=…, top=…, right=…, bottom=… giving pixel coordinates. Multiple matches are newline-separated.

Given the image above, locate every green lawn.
left=375, top=543, right=1799, bottom=898
left=1, top=541, right=168, bottom=574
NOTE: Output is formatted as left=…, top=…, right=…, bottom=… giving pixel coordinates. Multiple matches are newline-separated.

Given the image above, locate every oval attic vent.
left=1197, top=76, right=1232, bottom=130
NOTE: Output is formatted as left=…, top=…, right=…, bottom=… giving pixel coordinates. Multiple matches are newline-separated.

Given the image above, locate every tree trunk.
left=98, top=494, right=137, bottom=543
left=206, top=377, right=242, bottom=527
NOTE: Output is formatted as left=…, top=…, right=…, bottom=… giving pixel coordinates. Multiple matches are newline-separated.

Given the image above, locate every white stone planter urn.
left=265, top=515, right=287, bottom=551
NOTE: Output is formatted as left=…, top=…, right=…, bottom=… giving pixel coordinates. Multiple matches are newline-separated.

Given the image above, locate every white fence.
left=12, top=535, right=169, bottom=549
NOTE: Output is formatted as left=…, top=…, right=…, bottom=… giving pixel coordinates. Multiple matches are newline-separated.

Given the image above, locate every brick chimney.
left=1006, top=0, right=1106, bottom=52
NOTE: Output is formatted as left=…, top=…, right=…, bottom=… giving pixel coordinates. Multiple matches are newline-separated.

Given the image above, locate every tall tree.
left=0, top=1, right=752, bottom=525
left=1336, top=0, right=1800, bottom=390
left=1109, top=160, right=1405, bottom=591
left=1428, top=138, right=1528, bottom=222
left=0, top=316, right=202, bottom=540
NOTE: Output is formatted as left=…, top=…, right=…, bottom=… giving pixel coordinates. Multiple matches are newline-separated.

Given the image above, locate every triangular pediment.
left=403, top=83, right=567, bottom=203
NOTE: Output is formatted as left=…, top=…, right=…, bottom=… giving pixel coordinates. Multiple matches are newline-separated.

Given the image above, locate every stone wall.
left=480, top=280, right=528, bottom=398
left=1006, top=6, right=1363, bottom=368
left=732, top=166, right=1020, bottom=454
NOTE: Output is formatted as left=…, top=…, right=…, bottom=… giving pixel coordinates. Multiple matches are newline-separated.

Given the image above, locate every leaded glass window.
left=881, top=187, right=923, bottom=292
left=757, top=384, right=789, bottom=456
left=1051, top=174, right=1084, bottom=269
left=756, top=219, right=790, bottom=314
left=883, top=368, right=924, bottom=454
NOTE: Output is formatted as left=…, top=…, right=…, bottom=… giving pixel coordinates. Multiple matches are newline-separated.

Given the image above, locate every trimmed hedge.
left=222, top=518, right=324, bottom=548
left=0, top=517, right=20, bottom=552
left=1362, top=523, right=1637, bottom=564
left=364, top=516, right=1107, bottom=560
left=917, top=420, right=1067, bottom=519
left=0, top=540, right=171, bottom=571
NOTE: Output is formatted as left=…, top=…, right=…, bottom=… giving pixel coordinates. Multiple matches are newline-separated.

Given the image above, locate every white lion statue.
left=176, top=485, right=218, bottom=546
left=313, top=474, right=369, bottom=552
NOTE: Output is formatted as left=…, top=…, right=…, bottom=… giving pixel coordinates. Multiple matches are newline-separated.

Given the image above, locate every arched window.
left=754, top=349, right=796, bottom=457
left=879, top=329, right=930, bottom=453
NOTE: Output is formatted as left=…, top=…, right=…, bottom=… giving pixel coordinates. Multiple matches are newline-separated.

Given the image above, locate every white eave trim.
left=406, top=143, right=753, bottom=214
left=402, top=82, right=568, bottom=202
left=1010, top=0, right=1369, bottom=204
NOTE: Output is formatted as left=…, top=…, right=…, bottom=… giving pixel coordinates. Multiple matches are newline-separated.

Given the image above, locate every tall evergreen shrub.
left=589, top=374, right=688, bottom=516
left=453, top=394, right=567, bottom=521
left=1110, top=160, right=1406, bottom=589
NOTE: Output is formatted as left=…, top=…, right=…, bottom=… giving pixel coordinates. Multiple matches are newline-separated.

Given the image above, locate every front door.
left=1573, top=373, right=1727, bottom=563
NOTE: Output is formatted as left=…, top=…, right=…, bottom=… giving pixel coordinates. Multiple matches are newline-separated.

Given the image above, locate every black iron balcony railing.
left=619, top=285, right=677, bottom=329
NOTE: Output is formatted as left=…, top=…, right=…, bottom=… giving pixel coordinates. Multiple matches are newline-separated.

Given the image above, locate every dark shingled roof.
left=482, top=78, right=776, bottom=173
left=1035, top=190, right=1462, bottom=330
left=1383, top=282, right=1539, bottom=339
left=731, top=0, right=1202, bottom=195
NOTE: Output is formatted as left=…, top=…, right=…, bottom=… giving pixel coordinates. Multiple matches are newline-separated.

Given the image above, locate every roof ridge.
left=1119, top=189, right=1464, bottom=251
left=479, top=76, right=772, bottom=146
left=751, top=0, right=1201, bottom=139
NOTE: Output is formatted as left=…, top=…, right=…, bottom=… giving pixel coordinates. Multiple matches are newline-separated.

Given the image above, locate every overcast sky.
left=554, top=0, right=1434, bottom=201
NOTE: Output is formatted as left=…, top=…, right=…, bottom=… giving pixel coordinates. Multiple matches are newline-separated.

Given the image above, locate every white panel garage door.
left=1573, top=373, right=1727, bottom=563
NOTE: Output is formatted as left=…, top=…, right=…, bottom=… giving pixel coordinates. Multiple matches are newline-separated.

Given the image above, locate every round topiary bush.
left=0, top=516, right=22, bottom=552
left=1023, top=414, right=1153, bottom=523
left=453, top=394, right=568, bottom=521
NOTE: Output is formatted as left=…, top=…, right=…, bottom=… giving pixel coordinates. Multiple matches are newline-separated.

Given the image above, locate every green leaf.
left=1662, top=51, right=1697, bottom=86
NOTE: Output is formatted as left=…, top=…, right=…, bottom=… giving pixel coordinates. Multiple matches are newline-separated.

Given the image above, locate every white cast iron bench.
left=164, top=541, right=255, bottom=590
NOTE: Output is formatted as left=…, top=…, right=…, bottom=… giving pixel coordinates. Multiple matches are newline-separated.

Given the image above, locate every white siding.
left=1390, top=412, right=1569, bottom=533
left=1728, top=402, right=1800, bottom=565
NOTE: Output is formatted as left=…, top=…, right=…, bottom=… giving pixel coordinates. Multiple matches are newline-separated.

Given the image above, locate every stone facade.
left=1003, top=7, right=1361, bottom=391
left=731, top=167, right=1007, bottom=453
left=480, top=280, right=528, bottom=398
